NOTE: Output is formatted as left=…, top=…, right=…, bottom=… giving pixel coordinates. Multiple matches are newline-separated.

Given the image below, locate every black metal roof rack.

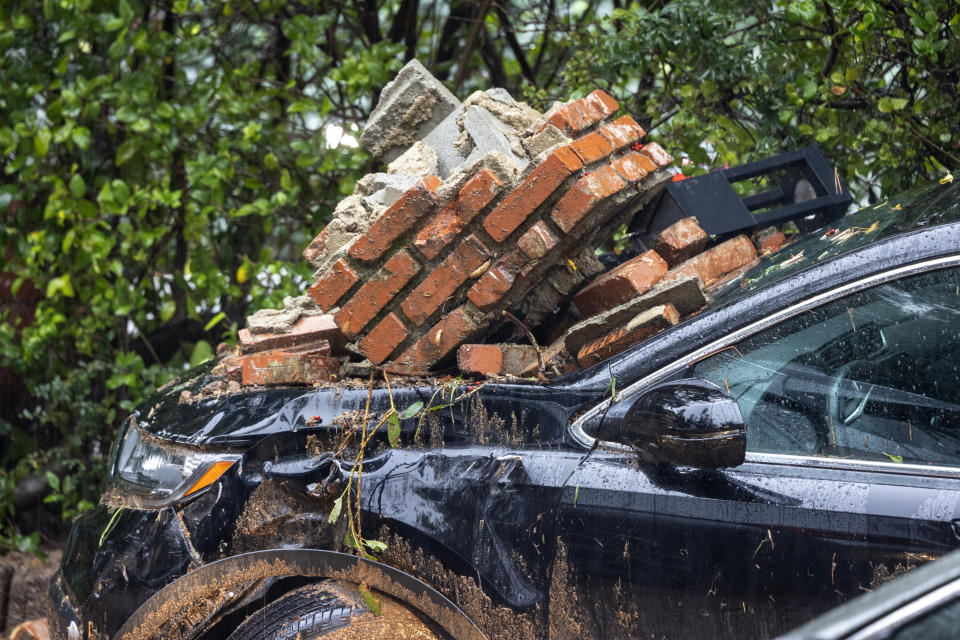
left=633, top=144, right=854, bottom=247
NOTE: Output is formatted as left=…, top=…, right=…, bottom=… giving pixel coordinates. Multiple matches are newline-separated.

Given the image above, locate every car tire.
left=226, top=582, right=364, bottom=640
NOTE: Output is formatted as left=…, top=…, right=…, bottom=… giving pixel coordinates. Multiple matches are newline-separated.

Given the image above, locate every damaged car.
left=48, top=178, right=960, bottom=640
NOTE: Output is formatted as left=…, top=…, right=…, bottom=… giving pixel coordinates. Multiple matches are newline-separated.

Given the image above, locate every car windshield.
left=707, top=180, right=960, bottom=309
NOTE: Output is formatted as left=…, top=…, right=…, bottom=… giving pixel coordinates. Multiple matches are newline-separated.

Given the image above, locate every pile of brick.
left=218, top=60, right=777, bottom=387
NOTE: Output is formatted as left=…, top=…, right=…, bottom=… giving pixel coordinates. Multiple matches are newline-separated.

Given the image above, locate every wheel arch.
left=113, top=549, right=487, bottom=640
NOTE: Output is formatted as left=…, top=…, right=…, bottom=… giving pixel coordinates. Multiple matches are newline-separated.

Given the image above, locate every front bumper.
left=49, top=505, right=195, bottom=640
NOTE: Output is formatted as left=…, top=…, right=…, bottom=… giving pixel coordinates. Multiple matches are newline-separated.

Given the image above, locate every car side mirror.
left=597, top=378, right=746, bottom=468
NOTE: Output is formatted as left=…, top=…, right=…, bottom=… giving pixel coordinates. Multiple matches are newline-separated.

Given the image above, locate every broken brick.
left=517, top=221, right=559, bottom=261
left=302, top=228, right=329, bottom=267
left=570, top=131, right=615, bottom=165
left=684, top=234, right=757, bottom=285
left=483, top=148, right=582, bottom=242
left=583, top=90, right=619, bottom=120
left=241, top=346, right=340, bottom=386
left=457, top=344, right=504, bottom=376
left=597, top=115, right=646, bottom=149
left=611, top=152, right=651, bottom=183
left=639, top=142, right=674, bottom=168
left=359, top=313, right=409, bottom=365
left=652, top=217, right=708, bottom=266
left=401, top=235, right=490, bottom=325
left=467, top=250, right=526, bottom=311
left=239, top=314, right=346, bottom=355
left=335, top=250, right=419, bottom=338
left=576, top=304, right=679, bottom=368
left=753, top=227, right=786, bottom=254
left=414, top=169, right=504, bottom=260
left=572, top=250, right=669, bottom=317
left=308, top=258, right=360, bottom=312
left=389, top=305, right=481, bottom=374
left=349, top=178, right=440, bottom=262
left=551, top=165, right=628, bottom=234
left=564, top=276, right=704, bottom=354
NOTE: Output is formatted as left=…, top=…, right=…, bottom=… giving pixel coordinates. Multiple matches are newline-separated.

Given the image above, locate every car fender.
left=113, top=548, right=487, bottom=640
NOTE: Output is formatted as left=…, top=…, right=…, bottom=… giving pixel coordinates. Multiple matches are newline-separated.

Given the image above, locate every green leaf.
left=786, top=0, right=817, bottom=24
left=69, top=173, right=86, bottom=198
left=398, top=401, right=423, bottom=420
left=878, top=97, right=908, bottom=113
left=45, top=471, right=60, bottom=492
left=327, top=493, right=343, bottom=523
left=34, top=128, right=52, bottom=157
left=190, top=340, right=213, bottom=367
left=160, top=299, right=176, bottom=322
left=882, top=452, right=904, bottom=463
left=364, top=539, right=387, bottom=552
left=71, top=126, right=91, bottom=150
left=387, top=412, right=400, bottom=448
left=204, top=311, right=226, bottom=331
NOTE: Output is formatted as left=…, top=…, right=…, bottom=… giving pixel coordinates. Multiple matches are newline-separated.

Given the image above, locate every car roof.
left=708, top=180, right=960, bottom=309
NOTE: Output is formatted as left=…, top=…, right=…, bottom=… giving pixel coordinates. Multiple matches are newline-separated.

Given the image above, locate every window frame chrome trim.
left=847, top=577, right=960, bottom=640
left=568, top=255, right=960, bottom=478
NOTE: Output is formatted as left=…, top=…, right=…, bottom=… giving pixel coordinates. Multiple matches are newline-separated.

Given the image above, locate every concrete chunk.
left=387, top=141, right=439, bottom=178
left=461, top=106, right=530, bottom=173
left=359, top=59, right=461, bottom=163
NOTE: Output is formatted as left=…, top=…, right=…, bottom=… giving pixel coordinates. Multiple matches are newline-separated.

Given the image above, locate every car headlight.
left=110, top=419, right=240, bottom=507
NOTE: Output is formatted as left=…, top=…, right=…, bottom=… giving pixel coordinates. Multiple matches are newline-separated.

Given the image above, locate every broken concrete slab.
left=387, top=141, right=439, bottom=178
left=461, top=106, right=530, bottom=172
left=361, top=173, right=420, bottom=208
left=523, top=124, right=568, bottom=159
left=245, top=295, right=322, bottom=335
left=422, top=105, right=469, bottom=179
left=359, top=59, right=461, bottom=163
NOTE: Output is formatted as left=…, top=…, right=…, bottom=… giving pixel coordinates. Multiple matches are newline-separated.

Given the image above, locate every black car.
left=781, top=547, right=960, bottom=640
left=50, top=180, right=960, bottom=640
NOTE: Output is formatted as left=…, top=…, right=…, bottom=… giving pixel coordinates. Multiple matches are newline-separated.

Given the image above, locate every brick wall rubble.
left=216, top=60, right=790, bottom=388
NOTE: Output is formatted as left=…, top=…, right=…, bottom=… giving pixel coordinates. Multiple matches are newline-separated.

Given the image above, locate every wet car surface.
left=51, top=181, right=960, bottom=639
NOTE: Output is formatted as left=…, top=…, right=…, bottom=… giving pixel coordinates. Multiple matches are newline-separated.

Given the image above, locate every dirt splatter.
left=320, top=583, right=444, bottom=640
left=376, top=527, right=544, bottom=640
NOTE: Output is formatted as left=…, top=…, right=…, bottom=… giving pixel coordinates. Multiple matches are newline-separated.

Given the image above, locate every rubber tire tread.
left=226, top=583, right=363, bottom=640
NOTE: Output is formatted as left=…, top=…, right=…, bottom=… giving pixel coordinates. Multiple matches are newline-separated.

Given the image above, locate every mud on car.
left=50, top=180, right=960, bottom=640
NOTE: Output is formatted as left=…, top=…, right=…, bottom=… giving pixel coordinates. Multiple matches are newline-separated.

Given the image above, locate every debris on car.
left=221, top=59, right=850, bottom=387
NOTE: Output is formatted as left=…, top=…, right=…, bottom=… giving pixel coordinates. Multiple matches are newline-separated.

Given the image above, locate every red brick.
left=303, top=228, right=329, bottom=267
left=652, top=217, right=708, bottom=266
left=661, top=262, right=704, bottom=287
left=348, top=179, right=439, bottom=262
left=598, top=116, right=645, bottom=149
left=547, top=100, right=593, bottom=135
left=612, top=152, right=651, bottom=183
left=308, top=258, right=359, bottom=311
left=388, top=306, right=481, bottom=374
left=241, top=346, right=339, bottom=386
left=755, top=229, right=786, bottom=254
left=639, top=142, right=674, bottom=168
left=570, top=131, right=615, bottom=165
left=335, top=250, right=419, bottom=339
left=572, top=250, right=669, bottom=317
left=401, top=236, right=490, bottom=326
left=483, top=150, right=582, bottom=242
left=685, top=235, right=757, bottom=285
left=457, top=344, right=504, bottom=376
left=414, top=169, right=504, bottom=260
left=467, top=250, right=526, bottom=311
left=551, top=164, right=628, bottom=234
left=517, top=221, right=558, bottom=261
left=584, top=89, right=619, bottom=119
left=576, top=304, right=679, bottom=368
left=359, top=313, right=409, bottom=364
left=239, top=314, right=346, bottom=355
left=501, top=344, right=539, bottom=376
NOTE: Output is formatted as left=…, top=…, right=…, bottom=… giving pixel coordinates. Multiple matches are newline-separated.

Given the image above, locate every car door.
left=553, top=258, right=960, bottom=640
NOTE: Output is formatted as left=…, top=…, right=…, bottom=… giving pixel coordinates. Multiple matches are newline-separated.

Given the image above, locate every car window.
left=684, top=266, right=960, bottom=465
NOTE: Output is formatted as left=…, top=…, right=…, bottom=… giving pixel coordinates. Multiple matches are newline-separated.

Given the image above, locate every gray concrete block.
left=523, top=124, right=568, bottom=158
left=360, top=172, right=419, bottom=208
left=486, top=87, right=516, bottom=104
left=359, top=59, right=461, bottom=162
left=422, top=104, right=469, bottom=179
left=461, top=106, right=529, bottom=173
left=387, top=141, right=439, bottom=178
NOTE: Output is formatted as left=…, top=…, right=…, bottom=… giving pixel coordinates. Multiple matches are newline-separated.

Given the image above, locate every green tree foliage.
left=0, top=0, right=571, bottom=553
left=561, top=0, right=959, bottom=200
left=1, top=0, right=955, bottom=553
